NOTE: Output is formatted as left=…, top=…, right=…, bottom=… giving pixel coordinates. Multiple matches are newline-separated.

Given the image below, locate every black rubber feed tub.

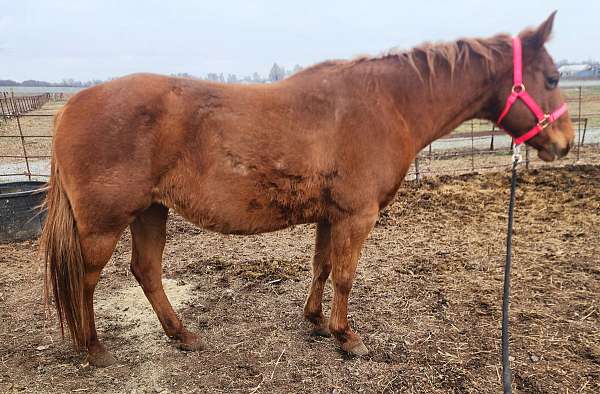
left=0, top=181, right=47, bottom=243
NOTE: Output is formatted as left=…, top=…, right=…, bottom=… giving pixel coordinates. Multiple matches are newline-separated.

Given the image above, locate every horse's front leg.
left=328, top=207, right=378, bottom=356
left=304, top=221, right=333, bottom=337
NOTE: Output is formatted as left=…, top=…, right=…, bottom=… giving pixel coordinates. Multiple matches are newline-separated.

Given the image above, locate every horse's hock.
left=0, top=181, right=47, bottom=243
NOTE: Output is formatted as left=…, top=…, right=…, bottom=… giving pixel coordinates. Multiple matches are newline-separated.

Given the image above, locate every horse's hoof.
left=178, top=340, right=204, bottom=351
left=85, top=350, right=117, bottom=367
left=341, top=340, right=369, bottom=356
left=311, top=325, right=332, bottom=337
left=176, top=331, right=204, bottom=352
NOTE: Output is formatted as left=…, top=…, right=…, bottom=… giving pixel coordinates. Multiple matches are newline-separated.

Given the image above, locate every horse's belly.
left=174, top=195, right=321, bottom=235
left=158, top=173, right=326, bottom=235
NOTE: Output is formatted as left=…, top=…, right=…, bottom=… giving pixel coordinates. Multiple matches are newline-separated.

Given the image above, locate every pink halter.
left=496, top=37, right=567, bottom=145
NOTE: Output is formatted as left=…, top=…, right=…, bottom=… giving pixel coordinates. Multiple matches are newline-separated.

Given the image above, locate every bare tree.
left=206, top=73, right=220, bottom=82
left=227, top=74, right=238, bottom=83
left=268, top=63, right=285, bottom=82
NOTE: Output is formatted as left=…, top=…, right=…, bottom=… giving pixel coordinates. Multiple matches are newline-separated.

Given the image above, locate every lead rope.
left=502, top=144, right=521, bottom=394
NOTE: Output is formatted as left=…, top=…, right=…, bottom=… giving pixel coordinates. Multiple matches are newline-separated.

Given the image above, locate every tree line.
left=0, top=63, right=304, bottom=88
left=203, top=63, right=303, bottom=83
left=0, top=78, right=103, bottom=88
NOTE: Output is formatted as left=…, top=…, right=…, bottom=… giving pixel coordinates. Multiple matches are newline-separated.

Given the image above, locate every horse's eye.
left=545, top=75, right=559, bottom=89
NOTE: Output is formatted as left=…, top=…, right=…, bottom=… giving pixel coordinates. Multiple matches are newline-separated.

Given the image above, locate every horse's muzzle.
left=538, top=141, right=570, bottom=162
left=557, top=141, right=571, bottom=158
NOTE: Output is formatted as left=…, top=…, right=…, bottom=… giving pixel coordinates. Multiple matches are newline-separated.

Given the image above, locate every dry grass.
left=0, top=165, right=598, bottom=393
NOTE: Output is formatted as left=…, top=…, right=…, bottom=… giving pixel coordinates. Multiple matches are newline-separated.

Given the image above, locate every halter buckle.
left=512, top=144, right=522, bottom=163
left=538, top=114, right=551, bottom=130
left=511, top=84, right=525, bottom=94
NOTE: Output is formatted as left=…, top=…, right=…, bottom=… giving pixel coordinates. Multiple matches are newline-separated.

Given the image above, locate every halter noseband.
left=496, top=37, right=567, bottom=145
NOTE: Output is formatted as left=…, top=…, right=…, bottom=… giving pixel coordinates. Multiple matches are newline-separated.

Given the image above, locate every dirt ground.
left=0, top=165, right=599, bottom=393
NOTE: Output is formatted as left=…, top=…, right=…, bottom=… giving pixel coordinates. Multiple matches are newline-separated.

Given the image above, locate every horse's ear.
left=521, top=11, right=557, bottom=49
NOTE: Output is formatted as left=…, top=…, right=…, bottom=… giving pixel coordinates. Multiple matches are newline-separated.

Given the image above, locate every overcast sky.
left=1, top=0, right=598, bottom=82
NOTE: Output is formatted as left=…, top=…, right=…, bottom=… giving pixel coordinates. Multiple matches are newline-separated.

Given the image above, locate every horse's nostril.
left=558, top=143, right=570, bottom=158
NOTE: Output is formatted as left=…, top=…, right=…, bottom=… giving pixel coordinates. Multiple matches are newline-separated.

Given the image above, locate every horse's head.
left=493, top=12, right=574, bottom=162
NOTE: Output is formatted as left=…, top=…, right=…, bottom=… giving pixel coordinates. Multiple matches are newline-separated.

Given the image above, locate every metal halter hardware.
left=496, top=37, right=568, bottom=146
left=512, top=143, right=522, bottom=163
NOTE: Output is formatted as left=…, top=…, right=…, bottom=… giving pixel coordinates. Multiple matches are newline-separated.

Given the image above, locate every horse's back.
left=51, top=72, right=403, bottom=235
left=51, top=74, right=336, bottom=233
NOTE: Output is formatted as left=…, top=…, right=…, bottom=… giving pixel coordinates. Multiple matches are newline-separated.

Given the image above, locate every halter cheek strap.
left=496, top=37, right=567, bottom=145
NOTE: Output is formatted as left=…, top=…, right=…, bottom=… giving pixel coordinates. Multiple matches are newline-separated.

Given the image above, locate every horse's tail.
left=40, top=154, right=87, bottom=348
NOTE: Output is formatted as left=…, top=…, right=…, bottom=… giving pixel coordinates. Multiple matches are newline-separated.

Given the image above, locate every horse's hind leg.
left=129, top=203, right=203, bottom=351
left=80, top=232, right=123, bottom=367
left=304, top=221, right=333, bottom=337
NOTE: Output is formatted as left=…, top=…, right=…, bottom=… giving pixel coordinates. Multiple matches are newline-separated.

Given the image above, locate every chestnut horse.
left=42, top=13, right=573, bottom=366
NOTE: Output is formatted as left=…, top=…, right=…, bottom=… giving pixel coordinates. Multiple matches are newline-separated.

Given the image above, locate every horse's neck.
left=365, top=56, right=504, bottom=153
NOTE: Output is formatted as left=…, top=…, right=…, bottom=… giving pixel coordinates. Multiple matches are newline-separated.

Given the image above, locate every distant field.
left=0, top=86, right=83, bottom=95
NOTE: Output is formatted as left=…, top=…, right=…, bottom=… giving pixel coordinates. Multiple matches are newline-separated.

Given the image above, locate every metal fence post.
left=470, top=120, right=475, bottom=172
left=14, top=95, right=22, bottom=114
left=5, top=92, right=14, bottom=115
left=0, top=96, right=6, bottom=121
left=581, top=118, right=588, bottom=145
left=577, top=86, right=582, bottom=161
left=12, top=92, right=32, bottom=181
left=525, top=145, right=530, bottom=170
left=414, top=157, right=420, bottom=183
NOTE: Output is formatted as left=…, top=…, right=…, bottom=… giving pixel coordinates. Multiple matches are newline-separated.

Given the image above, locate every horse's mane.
left=382, top=35, right=512, bottom=80
left=293, top=34, right=512, bottom=82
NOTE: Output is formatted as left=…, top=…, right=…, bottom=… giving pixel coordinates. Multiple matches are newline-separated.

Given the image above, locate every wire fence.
left=0, top=92, right=58, bottom=180
left=0, top=86, right=599, bottom=184
left=0, top=92, right=51, bottom=119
